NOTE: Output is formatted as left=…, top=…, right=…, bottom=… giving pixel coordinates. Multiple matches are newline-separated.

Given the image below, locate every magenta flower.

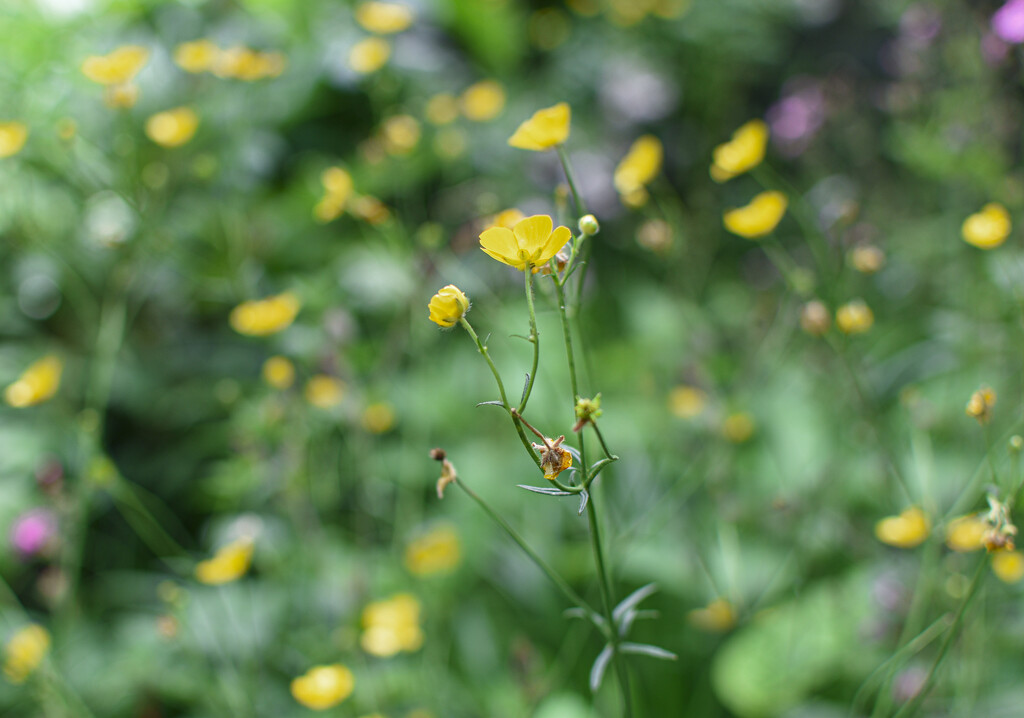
left=993, top=0, right=1024, bottom=43
left=10, top=510, right=57, bottom=557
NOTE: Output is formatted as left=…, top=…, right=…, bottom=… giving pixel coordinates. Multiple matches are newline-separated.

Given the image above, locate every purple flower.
left=993, top=0, right=1024, bottom=43
left=10, top=510, right=57, bottom=557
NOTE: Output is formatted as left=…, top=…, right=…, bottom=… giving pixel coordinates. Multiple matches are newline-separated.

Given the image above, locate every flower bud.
left=578, top=214, right=600, bottom=236
left=427, top=285, right=470, bottom=327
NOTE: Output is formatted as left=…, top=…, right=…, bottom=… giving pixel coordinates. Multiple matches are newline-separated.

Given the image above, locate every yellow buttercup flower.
left=668, top=385, right=707, bottom=419
left=174, top=39, right=220, bottom=73
left=195, top=538, right=253, bottom=585
left=428, top=285, right=470, bottom=328
left=460, top=80, right=506, bottom=122
left=382, top=115, right=421, bottom=155
left=966, top=386, right=996, bottom=425
left=992, top=550, right=1024, bottom=583
left=425, top=93, right=459, bottom=125
left=361, top=594, right=424, bottom=657
left=614, top=135, right=663, bottom=197
left=962, top=203, right=1011, bottom=249
left=349, top=38, right=391, bottom=74
left=688, top=598, right=736, bottom=632
left=262, top=356, right=295, bottom=390
left=404, top=523, right=461, bottom=576
left=710, top=119, right=768, bottom=182
left=508, top=102, right=570, bottom=151
left=946, top=514, right=988, bottom=552
left=81, top=45, right=149, bottom=85
left=361, top=402, right=396, bottom=433
left=229, top=292, right=300, bottom=336
left=305, top=375, right=346, bottom=409
left=3, top=625, right=50, bottom=684
left=5, top=355, right=62, bottom=408
left=355, top=1, right=414, bottom=34
left=835, top=299, right=874, bottom=335
left=723, top=191, right=787, bottom=238
left=145, top=107, right=200, bottom=148
left=479, top=215, right=571, bottom=272
left=0, top=122, right=28, bottom=158
left=213, top=47, right=286, bottom=81
left=875, top=506, right=930, bottom=548
left=290, top=664, right=355, bottom=710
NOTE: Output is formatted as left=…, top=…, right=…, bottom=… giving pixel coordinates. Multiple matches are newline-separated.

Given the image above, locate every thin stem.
left=556, top=144, right=586, bottom=217
left=518, top=270, right=540, bottom=414
left=552, top=278, right=580, bottom=402
left=592, top=423, right=615, bottom=461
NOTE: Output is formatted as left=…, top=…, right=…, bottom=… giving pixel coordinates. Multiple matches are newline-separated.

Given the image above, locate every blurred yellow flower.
left=800, top=300, right=830, bottom=336
left=479, top=214, right=571, bottom=272
left=428, top=285, right=470, bottom=328
left=992, top=550, right=1024, bottom=583
left=195, top=538, right=253, bottom=585
left=214, top=47, right=286, bottom=81
left=710, top=119, right=768, bottom=182
left=349, top=38, right=391, bottom=74
left=405, top=523, right=461, bottom=576
left=315, top=167, right=354, bottom=222
left=290, top=664, right=354, bottom=710
left=688, top=598, right=736, bottom=632
left=355, top=2, right=414, bottom=34
left=382, top=115, right=421, bottom=155
left=425, top=93, right=459, bottom=125
left=723, top=191, right=787, bottom=238
left=145, top=107, right=200, bottom=148
left=849, top=245, right=885, bottom=274
left=174, top=39, right=219, bottom=73
left=946, top=514, right=988, bottom=552
left=668, top=385, right=706, bottom=419
left=104, top=83, right=139, bottom=109
left=962, top=203, right=1010, bottom=250
left=305, top=375, right=346, bottom=409
left=262, top=356, right=295, bottom=390
left=81, top=45, right=149, bottom=85
left=490, top=208, right=525, bottom=229
left=230, top=292, right=301, bottom=336
left=361, top=593, right=424, bottom=657
left=5, top=355, right=62, bottom=408
left=361, top=402, right=396, bottom=433
left=966, top=386, right=996, bottom=425
left=875, top=506, right=930, bottom=548
left=351, top=196, right=391, bottom=224
left=835, top=299, right=873, bottom=335
left=0, top=122, right=28, bottom=158
left=721, top=412, right=754, bottom=443
left=3, top=625, right=50, bottom=684
left=508, top=102, right=570, bottom=151
left=460, top=80, right=506, bottom=122
left=614, top=135, right=663, bottom=198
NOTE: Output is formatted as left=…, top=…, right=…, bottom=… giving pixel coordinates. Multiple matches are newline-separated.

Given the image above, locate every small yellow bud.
left=835, top=299, right=873, bottom=335
left=992, top=550, right=1024, bottom=583
left=962, top=203, right=1011, bottom=250
left=262, top=356, right=295, bottom=390
left=965, top=386, right=996, bottom=425
left=427, top=285, right=470, bottom=328
left=848, top=245, right=885, bottom=274
left=578, top=214, right=600, bottom=236
left=875, top=506, right=930, bottom=548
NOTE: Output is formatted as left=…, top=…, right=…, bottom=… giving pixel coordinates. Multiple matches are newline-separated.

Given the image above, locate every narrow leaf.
left=613, top=583, right=658, bottom=622
left=517, top=484, right=572, bottom=497
left=618, top=608, right=659, bottom=637
left=589, top=644, right=614, bottom=692
left=577, top=489, right=589, bottom=516
left=476, top=400, right=505, bottom=407
left=620, top=642, right=677, bottom=661
left=564, top=607, right=607, bottom=629
left=520, top=373, right=530, bottom=402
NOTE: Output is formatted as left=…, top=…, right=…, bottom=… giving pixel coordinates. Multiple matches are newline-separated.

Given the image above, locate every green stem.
left=556, top=144, right=587, bottom=217
left=518, top=270, right=539, bottom=414
left=592, top=423, right=615, bottom=461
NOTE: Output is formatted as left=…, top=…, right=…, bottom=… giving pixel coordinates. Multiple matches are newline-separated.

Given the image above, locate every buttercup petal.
left=512, top=215, right=553, bottom=250
left=479, top=226, right=517, bottom=260
left=539, top=224, right=571, bottom=263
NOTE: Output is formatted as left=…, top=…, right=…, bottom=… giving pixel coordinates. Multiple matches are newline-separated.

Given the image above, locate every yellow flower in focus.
left=3, top=625, right=50, bottom=684
left=145, top=107, right=200, bottom=148
left=688, top=599, right=736, bottom=632
left=195, top=538, right=254, bottom=585
left=382, top=115, right=421, bottom=155
left=174, top=39, right=219, bottom=73
left=507, top=102, right=570, bottom=151
left=404, top=523, right=461, bottom=576
left=710, top=119, right=768, bottom=182
left=290, top=664, right=355, bottom=710
left=229, top=292, right=301, bottom=336
left=349, top=38, right=391, bottom=74
left=262, top=356, right=295, bottom=390
left=849, top=245, right=885, bottom=274
left=966, top=386, right=996, bottom=425
left=614, top=135, right=663, bottom=197
left=355, top=1, right=414, bottom=34
left=425, top=93, right=459, bottom=125
left=4, top=355, right=62, bottom=408
left=361, top=402, right=396, bottom=433
left=479, top=214, right=572, bottom=272
left=723, top=191, right=787, bottom=238
left=962, top=203, right=1011, bottom=250
left=361, top=594, right=424, bottom=657
left=992, top=550, right=1024, bottom=583
left=460, top=80, right=506, bottom=122
left=835, top=299, right=874, bottom=335
left=0, top=122, right=28, bottom=158
left=721, top=412, right=754, bottom=443
left=81, top=45, right=149, bottom=85
left=428, top=284, right=470, bottom=328
left=875, top=506, right=930, bottom=548
left=945, top=514, right=988, bottom=552
left=305, top=375, right=346, bottom=409
left=103, top=83, right=139, bottom=109
left=668, top=385, right=706, bottom=419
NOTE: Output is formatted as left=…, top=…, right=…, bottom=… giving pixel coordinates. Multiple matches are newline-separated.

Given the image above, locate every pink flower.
left=993, top=0, right=1024, bottom=43
left=10, top=510, right=56, bottom=557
